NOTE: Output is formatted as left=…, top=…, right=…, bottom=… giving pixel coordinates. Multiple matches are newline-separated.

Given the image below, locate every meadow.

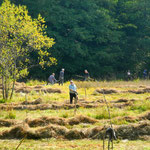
left=0, top=80, right=150, bottom=150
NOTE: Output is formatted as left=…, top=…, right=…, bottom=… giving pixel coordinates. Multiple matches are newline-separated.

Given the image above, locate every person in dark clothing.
left=48, top=73, right=57, bottom=84
left=127, top=70, right=131, bottom=81
left=59, top=68, right=65, bottom=85
left=143, top=69, right=147, bottom=79
left=84, top=70, right=90, bottom=81
left=69, top=80, right=78, bottom=104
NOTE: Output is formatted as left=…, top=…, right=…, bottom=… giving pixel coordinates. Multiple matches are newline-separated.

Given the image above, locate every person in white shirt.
left=69, top=80, right=78, bottom=104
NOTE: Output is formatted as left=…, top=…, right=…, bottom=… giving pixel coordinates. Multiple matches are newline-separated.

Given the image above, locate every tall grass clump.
left=0, top=99, right=7, bottom=103
left=92, top=107, right=127, bottom=120
left=26, top=80, right=46, bottom=86
left=5, top=111, right=16, bottom=119
left=129, top=100, right=150, bottom=113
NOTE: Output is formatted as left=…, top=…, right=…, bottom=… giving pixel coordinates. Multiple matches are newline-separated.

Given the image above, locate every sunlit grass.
left=0, top=139, right=149, bottom=150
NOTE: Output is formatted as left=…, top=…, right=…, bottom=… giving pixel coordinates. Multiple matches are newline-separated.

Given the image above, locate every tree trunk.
left=5, top=75, right=8, bottom=99
left=10, top=79, right=15, bottom=100
left=2, top=75, right=5, bottom=99
left=10, top=62, right=16, bottom=99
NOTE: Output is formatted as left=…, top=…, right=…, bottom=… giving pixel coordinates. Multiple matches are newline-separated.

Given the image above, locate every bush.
left=0, top=99, right=6, bottom=103
left=5, top=111, right=16, bottom=119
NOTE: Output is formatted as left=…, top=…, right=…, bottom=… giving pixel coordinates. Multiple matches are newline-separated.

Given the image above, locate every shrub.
left=5, top=111, right=16, bottom=119
left=0, top=99, right=6, bottom=103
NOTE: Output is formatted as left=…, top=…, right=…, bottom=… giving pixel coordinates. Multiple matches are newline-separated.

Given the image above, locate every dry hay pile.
left=0, top=119, right=19, bottom=127
left=13, top=104, right=52, bottom=110
left=112, top=102, right=133, bottom=109
left=26, top=117, right=67, bottom=127
left=139, top=111, right=150, bottom=120
left=14, top=82, right=62, bottom=94
left=0, top=98, right=133, bottom=111
left=128, top=88, right=150, bottom=94
left=26, top=115, right=98, bottom=127
left=21, top=98, right=42, bottom=105
left=0, top=124, right=29, bottom=139
left=15, top=87, right=33, bottom=94
left=67, top=115, right=98, bottom=125
left=116, top=121, right=150, bottom=140
left=114, top=116, right=138, bottom=123
left=95, top=89, right=119, bottom=94
left=1, top=121, right=149, bottom=140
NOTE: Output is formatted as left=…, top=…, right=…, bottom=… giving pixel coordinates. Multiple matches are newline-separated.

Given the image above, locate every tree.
left=14, top=0, right=122, bottom=79
left=116, top=0, right=150, bottom=76
left=0, top=0, right=56, bottom=99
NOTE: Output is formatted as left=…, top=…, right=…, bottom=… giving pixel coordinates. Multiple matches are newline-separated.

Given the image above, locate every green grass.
left=0, top=80, right=150, bottom=149
left=0, top=139, right=149, bottom=150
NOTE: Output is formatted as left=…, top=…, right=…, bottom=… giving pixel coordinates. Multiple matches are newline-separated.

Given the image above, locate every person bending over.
left=48, top=73, right=57, bottom=85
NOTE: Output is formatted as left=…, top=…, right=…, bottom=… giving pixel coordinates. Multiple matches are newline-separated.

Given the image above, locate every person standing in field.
left=59, top=68, right=65, bottom=85
left=143, top=69, right=147, bottom=79
left=84, top=69, right=90, bottom=81
left=127, top=70, right=131, bottom=81
left=48, top=73, right=57, bottom=85
left=69, top=80, right=78, bottom=104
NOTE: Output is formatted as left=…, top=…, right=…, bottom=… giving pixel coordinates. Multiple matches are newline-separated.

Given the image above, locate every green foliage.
left=5, top=111, right=16, bottom=119
left=1, top=0, right=150, bottom=80
left=0, top=99, right=7, bottom=103
left=0, top=0, right=55, bottom=99
left=129, top=100, right=150, bottom=113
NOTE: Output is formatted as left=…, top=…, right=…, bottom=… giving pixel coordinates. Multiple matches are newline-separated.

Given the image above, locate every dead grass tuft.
left=26, top=116, right=66, bottom=127
left=65, top=129, right=85, bottom=139
left=21, top=98, right=42, bottom=105
left=0, top=119, right=18, bottom=127
left=95, top=89, right=118, bottom=94
left=116, top=121, right=150, bottom=139
left=0, top=124, right=29, bottom=139
left=36, top=125, right=68, bottom=139
left=67, top=115, right=98, bottom=125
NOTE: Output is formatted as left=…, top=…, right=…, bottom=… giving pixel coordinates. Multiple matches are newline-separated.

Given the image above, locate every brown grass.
left=95, top=89, right=119, bottom=94
left=26, top=115, right=98, bottom=127
left=21, top=98, right=42, bottom=105
left=0, top=121, right=150, bottom=140
left=0, top=119, right=18, bottom=127
left=67, top=115, right=99, bottom=125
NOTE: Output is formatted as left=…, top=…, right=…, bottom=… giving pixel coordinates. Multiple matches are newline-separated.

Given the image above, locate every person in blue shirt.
left=69, top=80, right=78, bottom=104
left=143, top=69, right=147, bottom=79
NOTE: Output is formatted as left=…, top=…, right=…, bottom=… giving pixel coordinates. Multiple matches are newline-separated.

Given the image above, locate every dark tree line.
left=2, top=0, right=150, bottom=80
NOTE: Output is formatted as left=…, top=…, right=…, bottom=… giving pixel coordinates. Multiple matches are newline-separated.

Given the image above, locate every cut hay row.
left=0, top=115, right=98, bottom=127
left=26, top=115, right=98, bottom=127
left=95, top=88, right=150, bottom=94
left=0, top=112, right=150, bottom=128
left=0, top=102, right=132, bottom=111
left=0, top=121, right=150, bottom=140
left=0, top=98, right=137, bottom=111
left=0, top=82, right=62, bottom=94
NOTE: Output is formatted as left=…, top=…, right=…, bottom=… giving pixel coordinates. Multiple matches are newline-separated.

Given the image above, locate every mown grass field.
left=0, top=80, right=150, bottom=150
